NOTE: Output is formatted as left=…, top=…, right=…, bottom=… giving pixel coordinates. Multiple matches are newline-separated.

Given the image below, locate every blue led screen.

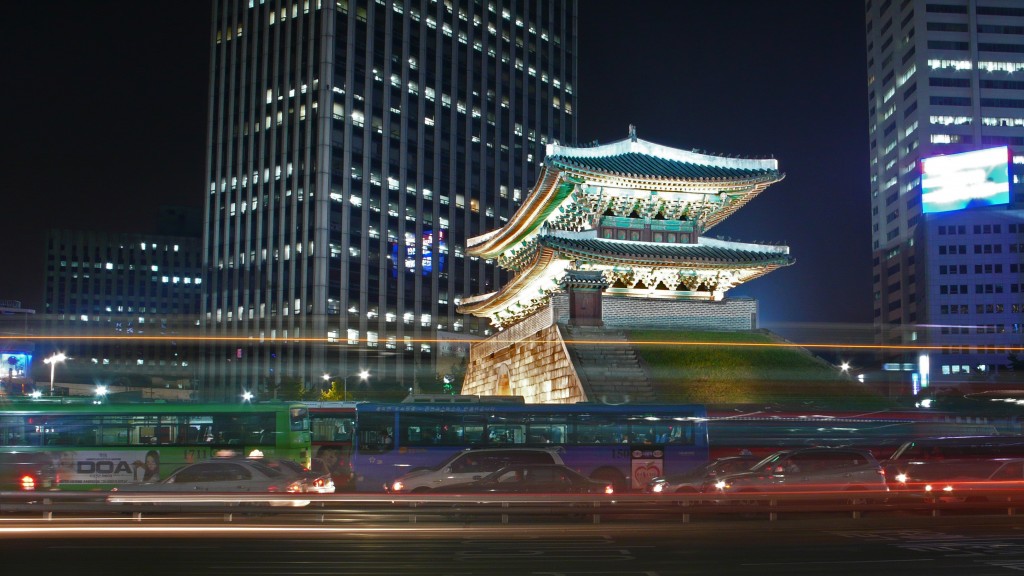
left=391, top=229, right=446, bottom=277
left=921, top=146, right=1010, bottom=214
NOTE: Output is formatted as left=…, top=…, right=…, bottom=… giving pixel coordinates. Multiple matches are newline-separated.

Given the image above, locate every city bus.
left=707, top=411, right=1000, bottom=460
left=348, top=402, right=709, bottom=492
left=0, top=400, right=310, bottom=490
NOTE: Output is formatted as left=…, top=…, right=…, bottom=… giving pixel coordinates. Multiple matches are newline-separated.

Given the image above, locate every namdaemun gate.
left=458, top=127, right=794, bottom=404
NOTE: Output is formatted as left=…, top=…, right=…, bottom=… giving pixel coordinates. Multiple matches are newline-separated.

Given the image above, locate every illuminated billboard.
left=921, top=146, right=1010, bottom=214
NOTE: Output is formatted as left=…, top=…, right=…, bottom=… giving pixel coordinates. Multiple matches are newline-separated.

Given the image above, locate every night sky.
left=2, top=1, right=871, bottom=343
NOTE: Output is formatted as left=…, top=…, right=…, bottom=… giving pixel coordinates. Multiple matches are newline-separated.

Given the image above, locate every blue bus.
left=349, top=402, right=709, bottom=492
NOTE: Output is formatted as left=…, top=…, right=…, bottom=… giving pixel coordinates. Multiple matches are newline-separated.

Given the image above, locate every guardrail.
left=3, top=490, right=1024, bottom=524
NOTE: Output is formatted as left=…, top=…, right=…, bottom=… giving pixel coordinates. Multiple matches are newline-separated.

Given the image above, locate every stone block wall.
left=551, top=293, right=757, bottom=331
left=462, top=323, right=586, bottom=403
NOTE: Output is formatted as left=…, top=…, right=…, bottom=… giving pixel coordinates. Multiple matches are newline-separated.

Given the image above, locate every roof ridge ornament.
left=628, top=124, right=637, bottom=142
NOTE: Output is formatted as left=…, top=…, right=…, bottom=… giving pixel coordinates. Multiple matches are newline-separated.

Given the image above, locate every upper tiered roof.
left=468, top=133, right=784, bottom=260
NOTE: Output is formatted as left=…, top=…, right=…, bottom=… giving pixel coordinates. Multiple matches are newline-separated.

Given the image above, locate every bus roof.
left=0, top=400, right=304, bottom=414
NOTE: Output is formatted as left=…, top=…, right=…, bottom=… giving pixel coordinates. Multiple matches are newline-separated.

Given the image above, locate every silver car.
left=389, top=448, right=565, bottom=493
left=711, top=447, right=887, bottom=497
left=109, top=457, right=308, bottom=505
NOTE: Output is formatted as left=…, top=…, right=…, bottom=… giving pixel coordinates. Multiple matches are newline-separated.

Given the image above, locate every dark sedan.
left=430, top=464, right=614, bottom=495
left=644, top=455, right=761, bottom=494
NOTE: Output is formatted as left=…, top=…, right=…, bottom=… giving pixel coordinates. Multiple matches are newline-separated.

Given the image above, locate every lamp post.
left=343, top=370, right=370, bottom=402
left=44, top=352, right=66, bottom=396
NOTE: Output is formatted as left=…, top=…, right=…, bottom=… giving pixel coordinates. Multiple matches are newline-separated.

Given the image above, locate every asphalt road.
left=4, top=515, right=1024, bottom=575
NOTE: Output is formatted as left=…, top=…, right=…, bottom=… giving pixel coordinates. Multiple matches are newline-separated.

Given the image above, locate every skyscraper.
left=202, top=0, right=577, bottom=399
left=865, top=0, right=1024, bottom=392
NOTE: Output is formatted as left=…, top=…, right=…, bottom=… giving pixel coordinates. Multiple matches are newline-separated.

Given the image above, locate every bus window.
left=290, top=408, right=309, bottom=432
left=401, top=412, right=448, bottom=446
left=44, top=416, right=96, bottom=447
left=312, top=415, right=353, bottom=443
left=575, top=416, right=627, bottom=445
left=487, top=424, right=525, bottom=444
left=357, top=412, right=394, bottom=454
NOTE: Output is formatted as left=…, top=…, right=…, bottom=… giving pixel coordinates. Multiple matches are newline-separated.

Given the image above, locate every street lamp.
left=344, top=370, right=370, bottom=402
left=44, top=352, right=66, bottom=396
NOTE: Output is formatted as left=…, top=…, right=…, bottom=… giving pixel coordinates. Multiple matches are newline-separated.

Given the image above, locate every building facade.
left=864, top=0, right=1024, bottom=390
left=42, top=229, right=203, bottom=391
left=202, top=0, right=577, bottom=399
left=918, top=204, right=1024, bottom=386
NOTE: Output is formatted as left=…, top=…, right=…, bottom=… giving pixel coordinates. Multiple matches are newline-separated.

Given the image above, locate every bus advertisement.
left=0, top=400, right=310, bottom=490
left=344, top=402, right=709, bottom=492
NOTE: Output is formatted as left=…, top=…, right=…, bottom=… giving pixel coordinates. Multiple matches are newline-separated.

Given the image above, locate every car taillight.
left=286, top=482, right=303, bottom=493
left=20, top=475, right=36, bottom=491
left=604, top=485, right=614, bottom=495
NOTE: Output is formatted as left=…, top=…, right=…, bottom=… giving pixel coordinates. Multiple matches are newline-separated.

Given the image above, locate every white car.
left=109, top=457, right=310, bottom=506
left=389, top=448, right=565, bottom=493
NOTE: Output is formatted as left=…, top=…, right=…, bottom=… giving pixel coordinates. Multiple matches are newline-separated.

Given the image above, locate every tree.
left=276, top=378, right=308, bottom=401
left=319, top=381, right=345, bottom=401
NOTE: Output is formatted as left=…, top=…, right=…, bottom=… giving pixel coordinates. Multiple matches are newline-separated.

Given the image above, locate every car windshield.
left=432, top=451, right=473, bottom=471
left=257, top=458, right=304, bottom=475
left=751, top=453, right=787, bottom=471
left=246, top=461, right=286, bottom=478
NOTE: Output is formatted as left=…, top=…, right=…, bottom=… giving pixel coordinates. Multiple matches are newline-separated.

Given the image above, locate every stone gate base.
left=461, top=295, right=758, bottom=403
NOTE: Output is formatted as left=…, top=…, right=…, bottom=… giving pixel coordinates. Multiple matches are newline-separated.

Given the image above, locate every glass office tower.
left=865, top=0, right=1024, bottom=391
left=202, top=0, right=577, bottom=399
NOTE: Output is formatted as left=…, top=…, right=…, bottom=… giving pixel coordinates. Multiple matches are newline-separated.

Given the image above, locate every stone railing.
left=471, top=305, right=555, bottom=361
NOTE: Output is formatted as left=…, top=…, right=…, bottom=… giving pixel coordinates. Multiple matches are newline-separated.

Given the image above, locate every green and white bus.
left=0, top=400, right=310, bottom=490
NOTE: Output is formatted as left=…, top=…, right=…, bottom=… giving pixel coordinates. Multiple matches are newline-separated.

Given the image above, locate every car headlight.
left=715, top=480, right=727, bottom=490
left=651, top=482, right=664, bottom=494
left=391, top=480, right=404, bottom=492
left=895, top=473, right=908, bottom=484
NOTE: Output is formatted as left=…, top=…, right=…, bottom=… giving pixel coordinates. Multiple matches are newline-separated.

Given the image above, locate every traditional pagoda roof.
left=459, top=128, right=792, bottom=328
left=459, top=230, right=793, bottom=327
left=467, top=133, right=784, bottom=260
left=538, top=233, right=792, bottom=269
left=547, top=150, right=776, bottom=181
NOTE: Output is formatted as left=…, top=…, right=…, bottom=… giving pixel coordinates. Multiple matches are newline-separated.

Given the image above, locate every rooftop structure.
left=459, top=129, right=794, bottom=328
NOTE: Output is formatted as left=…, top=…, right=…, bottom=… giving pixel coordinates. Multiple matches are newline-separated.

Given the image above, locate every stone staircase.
left=559, top=324, right=655, bottom=404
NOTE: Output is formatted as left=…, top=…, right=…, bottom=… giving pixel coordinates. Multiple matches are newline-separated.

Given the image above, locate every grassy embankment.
left=629, top=329, right=895, bottom=410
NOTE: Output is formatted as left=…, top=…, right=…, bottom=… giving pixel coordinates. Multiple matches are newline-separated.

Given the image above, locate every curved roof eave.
left=465, top=166, right=576, bottom=260
left=457, top=247, right=560, bottom=316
